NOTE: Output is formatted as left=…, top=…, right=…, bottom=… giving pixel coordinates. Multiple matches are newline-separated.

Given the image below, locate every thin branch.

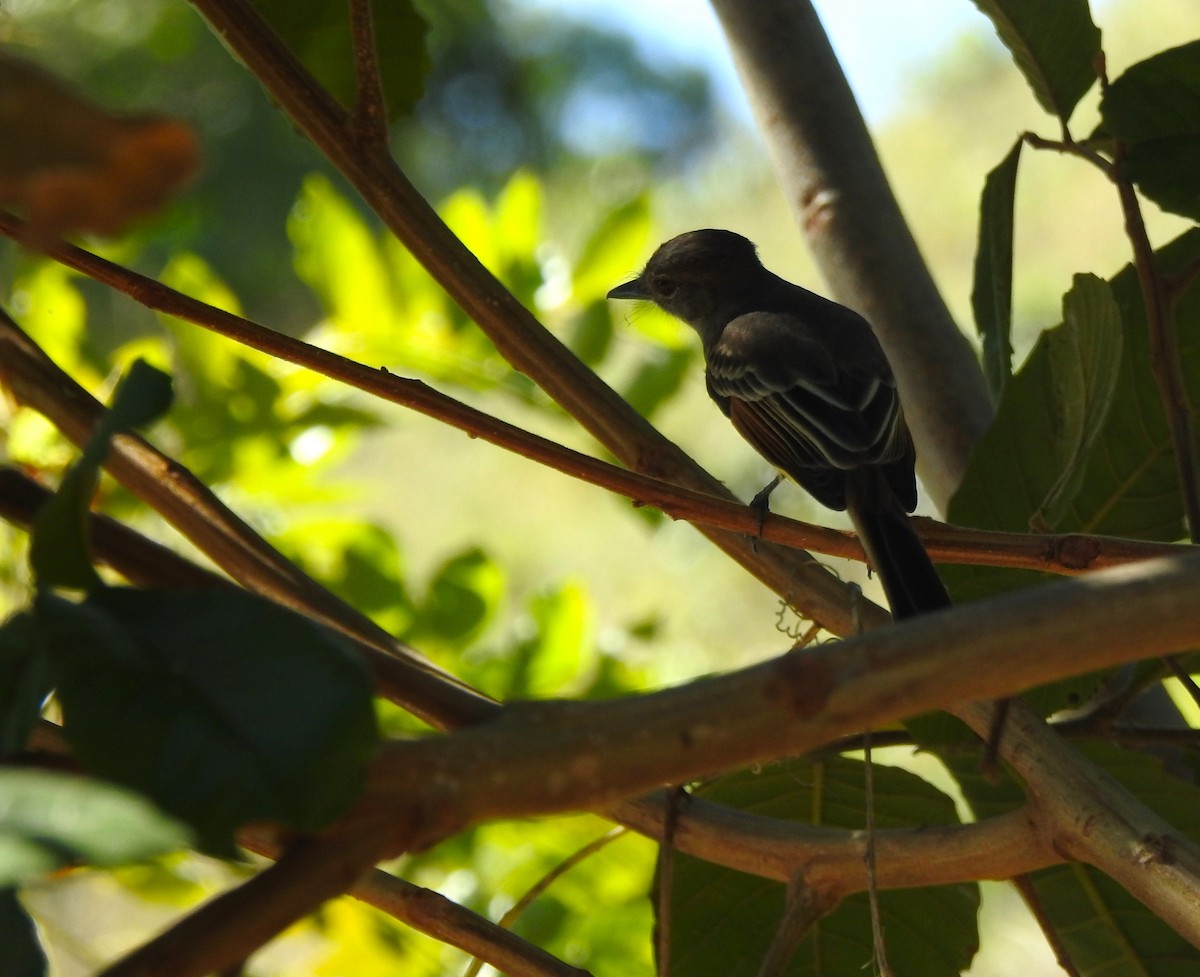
left=182, top=0, right=869, bottom=637
left=0, top=217, right=1186, bottom=581
left=757, top=879, right=829, bottom=977
left=99, top=821, right=391, bottom=977
left=236, top=829, right=594, bottom=977
left=0, top=307, right=495, bottom=729
left=357, top=553, right=1200, bottom=925
left=1011, top=875, right=1085, bottom=977
left=1021, top=124, right=1200, bottom=541
left=1111, top=147, right=1200, bottom=542
left=346, top=0, right=389, bottom=149
left=862, top=732, right=894, bottom=977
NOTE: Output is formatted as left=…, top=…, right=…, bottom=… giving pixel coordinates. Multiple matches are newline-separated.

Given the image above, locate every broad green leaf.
left=275, top=520, right=415, bottom=637
left=155, top=251, right=247, bottom=388
left=494, top=582, right=591, bottom=699
left=0, top=769, right=191, bottom=885
left=251, top=0, right=428, bottom=120
left=1029, top=274, right=1123, bottom=531
left=970, top=0, right=1100, bottom=121
left=946, top=234, right=1200, bottom=716
left=38, top=587, right=378, bottom=855
left=0, top=889, right=46, bottom=977
left=416, top=548, right=506, bottom=647
left=493, top=170, right=543, bottom=266
left=1101, top=41, right=1200, bottom=221
left=0, top=613, right=52, bottom=755
left=972, top=138, right=1022, bottom=400
left=29, top=359, right=173, bottom=592
left=948, top=743, right=1200, bottom=976
left=573, top=195, right=653, bottom=306
left=289, top=174, right=397, bottom=341
left=16, top=261, right=94, bottom=389
left=569, top=300, right=615, bottom=367
left=949, top=229, right=1200, bottom=579
left=622, top=346, right=696, bottom=420
left=665, top=757, right=978, bottom=977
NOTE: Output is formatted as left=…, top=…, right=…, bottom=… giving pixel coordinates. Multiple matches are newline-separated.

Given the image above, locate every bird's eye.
left=652, top=274, right=677, bottom=298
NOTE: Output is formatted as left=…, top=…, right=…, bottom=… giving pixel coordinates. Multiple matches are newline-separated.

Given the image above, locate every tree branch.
left=81, top=544, right=1200, bottom=976
left=346, top=0, right=389, bottom=150
left=182, top=0, right=870, bottom=637
left=0, top=219, right=1185, bottom=580
left=708, top=0, right=993, bottom=508
left=0, top=307, right=494, bottom=729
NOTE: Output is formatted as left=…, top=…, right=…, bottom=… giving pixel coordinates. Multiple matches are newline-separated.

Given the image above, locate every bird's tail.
left=845, top=473, right=949, bottom=621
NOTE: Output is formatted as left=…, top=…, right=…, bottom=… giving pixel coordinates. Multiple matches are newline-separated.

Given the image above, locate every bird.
left=607, top=228, right=950, bottom=621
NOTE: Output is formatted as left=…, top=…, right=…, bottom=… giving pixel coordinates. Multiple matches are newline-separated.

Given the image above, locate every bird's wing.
left=707, top=311, right=910, bottom=476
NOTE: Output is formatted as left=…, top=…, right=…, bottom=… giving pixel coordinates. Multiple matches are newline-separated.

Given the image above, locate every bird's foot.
left=748, top=475, right=782, bottom=549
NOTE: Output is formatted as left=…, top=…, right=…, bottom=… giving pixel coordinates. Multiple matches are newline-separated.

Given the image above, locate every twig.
left=183, top=0, right=871, bottom=637
left=98, top=821, right=391, bottom=977
left=0, top=307, right=495, bottom=729
left=1011, top=875, right=1085, bottom=977
left=1163, top=658, right=1200, bottom=710
left=756, top=879, right=828, bottom=977
left=237, top=828, right=594, bottom=977
left=1111, top=147, right=1200, bottom=542
left=1023, top=120, right=1200, bottom=541
left=347, top=0, right=389, bottom=149
left=862, top=729, right=892, bottom=977
left=463, top=828, right=626, bottom=977
left=654, top=789, right=687, bottom=977
left=0, top=215, right=1187, bottom=581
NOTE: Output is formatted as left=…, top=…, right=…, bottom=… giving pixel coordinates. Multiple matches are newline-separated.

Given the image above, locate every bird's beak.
left=606, top=277, right=650, bottom=300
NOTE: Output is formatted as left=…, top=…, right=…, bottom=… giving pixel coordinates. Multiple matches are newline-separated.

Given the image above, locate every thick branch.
left=345, top=551, right=1200, bottom=950
left=709, top=0, right=992, bottom=508
left=362, top=550, right=1200, bottom=844
left=617, top=793, right=1055, bottom=891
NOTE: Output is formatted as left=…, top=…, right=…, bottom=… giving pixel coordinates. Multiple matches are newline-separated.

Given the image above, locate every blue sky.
left=519, top=0, right=989, bottom=124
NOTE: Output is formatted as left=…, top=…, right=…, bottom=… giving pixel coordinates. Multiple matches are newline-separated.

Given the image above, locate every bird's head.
left=607, top=229, right=766, bottom=343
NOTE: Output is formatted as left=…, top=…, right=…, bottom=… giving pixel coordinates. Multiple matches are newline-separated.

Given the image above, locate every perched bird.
left=608, top=228, right=949, bottom=620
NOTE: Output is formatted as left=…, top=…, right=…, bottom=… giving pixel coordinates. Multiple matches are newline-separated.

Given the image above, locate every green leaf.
left=417, top=548, right=506, bottom=647
left=972, top=138, right=1023, bottom=400
left=569, top=301, right=615, bottom=367
left=947, top=234, right=1200, bottom=716
left=496, top=583, right=592, bottom=699
left=1101, top=41, right=1200, bottom=221
left=622, top=346, right=696, bottom=420
left=1028, top=274, right=1123, bottom=531
left=38, top=587, right=378, bottom=855
left=29, top=359, right=173, bottom=592
left=0, top=613, right=53, bottom=755
left=251, top=0, right=429, bottom=120
left=290, top=173, right=397, bottom=336
left=0, top=889, right=46, bottom=977
left=951, top=743, right=1200, bottom=976
left=89, top=359, right=174, bottom=455
left=28, top=461, right=101, bottom=592
left=0, top=769, right=191, bottom=885
left=664, top=757, right=979, bottom=977
left=949, top=229, right=1200, bottom=568
left=573, top=195, right=652, bottom=306
left=970, top=0, right=1100, bottom=121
